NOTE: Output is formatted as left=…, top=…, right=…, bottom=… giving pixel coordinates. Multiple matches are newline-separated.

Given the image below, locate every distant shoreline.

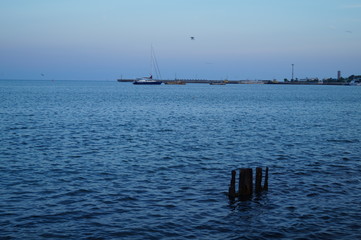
left=0, top=78, right=355, bottom=86
left=117, top=79, right=351, bottom=85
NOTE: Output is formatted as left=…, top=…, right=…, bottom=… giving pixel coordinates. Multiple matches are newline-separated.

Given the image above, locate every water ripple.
left=1, top=81, right=361, bottom=239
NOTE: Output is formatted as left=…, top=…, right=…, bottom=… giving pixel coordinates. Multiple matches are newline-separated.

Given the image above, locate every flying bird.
left=190, top=36, right=195, bottom=40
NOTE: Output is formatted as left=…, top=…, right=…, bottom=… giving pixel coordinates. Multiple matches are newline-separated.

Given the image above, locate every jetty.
left=117, top=76, right=361, bottom=86
left=117, top=79, right=269, bottom=84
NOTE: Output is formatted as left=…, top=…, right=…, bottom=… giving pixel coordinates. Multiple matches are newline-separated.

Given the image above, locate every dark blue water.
left=1, top=80, right=361, bottom=239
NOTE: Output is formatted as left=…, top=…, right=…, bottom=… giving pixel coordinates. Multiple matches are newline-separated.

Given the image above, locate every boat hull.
left=209, top=82, right=226, bottom=85
left=133, top=81, right=162, bottom=85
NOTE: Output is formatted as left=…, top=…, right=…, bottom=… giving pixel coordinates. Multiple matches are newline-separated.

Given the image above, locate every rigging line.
left=153, top=55, right=162, bottom=80
left=150, top=45, right=153, bottom=77
left=151, top=46, right=157, bottom=79
left=151, top=46, right=162, bottom=80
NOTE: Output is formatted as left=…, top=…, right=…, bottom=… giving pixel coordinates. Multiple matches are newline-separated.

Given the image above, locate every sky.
left=0, top=0, right=360, bottom=80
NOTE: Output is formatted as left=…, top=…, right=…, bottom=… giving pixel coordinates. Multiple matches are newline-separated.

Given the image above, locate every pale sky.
left=1, top=0, right=360, bottom=80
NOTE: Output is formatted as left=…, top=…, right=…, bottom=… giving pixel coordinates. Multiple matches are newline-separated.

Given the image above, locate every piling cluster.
left=228, top=167, right=268, bottom=200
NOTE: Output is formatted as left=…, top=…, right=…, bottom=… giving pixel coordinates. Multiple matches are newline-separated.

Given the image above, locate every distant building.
left=299, top=77, right=319, bottom=82
left=337, top=71, right=341, bottom=80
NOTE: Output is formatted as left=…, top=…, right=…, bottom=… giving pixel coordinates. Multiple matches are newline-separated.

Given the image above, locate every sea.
left=1, top=80, right=360, bottom=240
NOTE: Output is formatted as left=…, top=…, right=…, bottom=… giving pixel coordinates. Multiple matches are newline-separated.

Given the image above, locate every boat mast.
left=150, top=44, right=162, bottom=80
left=150, top=45, right=153, bottom=77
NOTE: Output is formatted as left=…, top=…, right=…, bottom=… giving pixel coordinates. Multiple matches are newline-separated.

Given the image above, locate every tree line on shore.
left=283, top=75, right=361, bottom=83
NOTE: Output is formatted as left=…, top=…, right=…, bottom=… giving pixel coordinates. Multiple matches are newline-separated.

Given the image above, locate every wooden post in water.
left=239, top=168, right=253, bottom=197
left=263, top=167, right=269, bottom=191
left=228, top=170, right=236, bottom=199
left=228, top=167, right=269, bottom=201
left=255, top=167, right=263, bottom=193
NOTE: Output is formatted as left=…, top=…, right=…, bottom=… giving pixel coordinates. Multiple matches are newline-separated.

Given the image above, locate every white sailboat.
left=133, top=46, right=163, bottom=85
left=133, top=75, right=162, bottom=85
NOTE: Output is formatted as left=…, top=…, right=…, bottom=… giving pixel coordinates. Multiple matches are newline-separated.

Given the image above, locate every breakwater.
left=117, top=79, right=350, bottom=85
left=117, top=79, right=268, bottom=84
